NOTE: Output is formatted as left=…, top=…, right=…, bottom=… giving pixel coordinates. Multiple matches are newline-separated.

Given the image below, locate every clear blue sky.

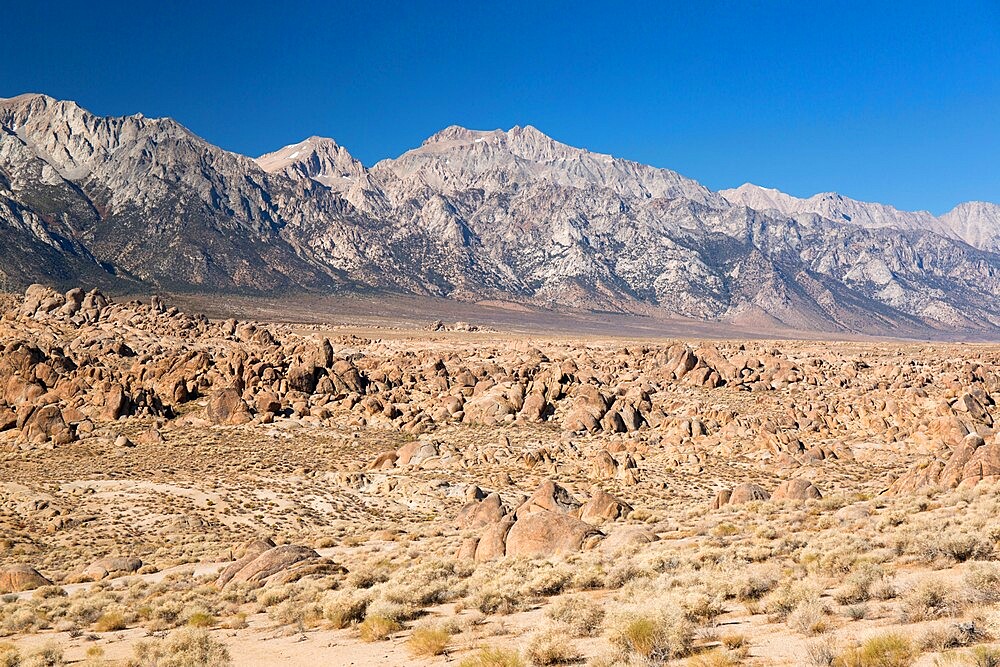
left=2, top=1, right=997, bottom=214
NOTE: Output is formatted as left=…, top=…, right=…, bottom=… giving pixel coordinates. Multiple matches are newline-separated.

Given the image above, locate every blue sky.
left=1, top=1, right=997, bottom=214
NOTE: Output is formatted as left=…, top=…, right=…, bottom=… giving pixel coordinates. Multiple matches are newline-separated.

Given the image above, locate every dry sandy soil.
left=3, top=285, right=1000, bottom=667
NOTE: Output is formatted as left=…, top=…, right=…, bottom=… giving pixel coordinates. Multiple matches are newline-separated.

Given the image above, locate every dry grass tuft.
left=458, top=647, right=526, bottom=667
left=94, top=611, right=127, bottom=633
left=832, top=633, right=915, bottom=667
left=607, top=607, right=694, bottom=661
left=545, top=597, right=605, bottom=637
left=525, top=625, right=581, bottom=665
left=129, top=627, right=231, bottom=667
left=358, top=614, right=402, bottom=642
left=407, top=625, right=452, bottom=657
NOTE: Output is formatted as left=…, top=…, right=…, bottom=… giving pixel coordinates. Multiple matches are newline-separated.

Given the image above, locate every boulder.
left=463, top=384, right=524, bottom=425
left=255, top=391, right=282, bottom=415
left=712, top=483, right=771, bottom=508
left=728, top=483, right=771, bottom=505
left=20, top=404, right=74, bottom=445
left=590, top=450, right=618, bottom=479
left=220, top=544, right=321, bottom=587
left=81, top=556, right=143, bottom=581
left=888, top=433, right=1000, bottom=494
left=0, top=564, right=52, bottom=593
left=22, top=284, right=60, bottom=317
left=216, top=538, right=276, bottom=587
left=959, top=437, right=1000, bottom=488
left=563, top=384, right=609, bottom=433
left=710, top=489, right=732, bottom=510
left=286, top=363, right=318, bottom=394
left=455, top=492, right=509, bottom=530
left=519, top=392, right=550, bottom=421
left=206, top=387, right=252, bottom=425
left=771, top=479, right=822, bottom=502
left=504, top=511, right=604, bottom=558
left=60, top=288, right=84, bottom=316
left=102, top=383, right=131, bottom=421
left=516, top=480, right=581, bottom=517
left=396, top=440, right=439, bottom=466
left=475, top=517, right=515, bottom=562
left=600, top=527, right=659, bottom=554
left=457, top=537, right=479, bottom=560
left=138, top=427, right=165, bottom=446
left=367, top=451, right=398, bottom=470
left=579, top=486, right=633, bottom=524
left=941, top=434, right=987, bottom=488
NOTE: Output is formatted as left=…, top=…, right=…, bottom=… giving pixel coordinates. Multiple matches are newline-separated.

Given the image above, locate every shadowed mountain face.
left=2, top=93, right=999, bottom=336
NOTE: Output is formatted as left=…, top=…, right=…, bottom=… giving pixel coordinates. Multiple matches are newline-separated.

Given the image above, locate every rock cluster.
left=455, top=480, right=630, bottom=562
left=216, top=538, right=345, bottom=589
left=889, top=432, right=1000, bottom=494
left=712, top=479, right=822, bottom=508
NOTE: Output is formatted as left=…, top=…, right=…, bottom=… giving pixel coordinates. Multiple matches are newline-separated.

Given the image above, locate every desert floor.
left=3, top=287, right=1000, bottom=666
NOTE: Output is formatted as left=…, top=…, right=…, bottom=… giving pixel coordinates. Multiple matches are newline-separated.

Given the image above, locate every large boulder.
left=713, top=483, right=771, bottom=508
left=940, top=434, right=987, bottom=488
left=504, top=511, right=603, bottom=558
left=710, top=489, right=733, bottom=509
left=474, top=517, right=515, bottom=562
left=600, top=527, right=658, bottom=554
left=101, top=383, right=131, bottom=421
left=590, top=451, right=619, bottom=480
left=330, top=360, right=366, bottom=393
left=455, top=492, right=509, bottom=530
left=888, top=433, right=1000, bottom=494
left=20, top=404, right=74, bottom=445
left=519, top=393, right=551, bottom=421
left=367, top=451, right=399, bottom=470
left=463, top=384, right=525, bottom=425
left=728, top=483, right=771, bottom=505
left=771, top=479, right=822, bottom=502
left=0, top=564, right=52, bottom=593
left=396, top=440, right=439, bottom=466
left=255, top=391, right=282, bottom=415
left=216, top=538, right=275, bottom=587
left=563, top=384, right=609, bottom=433
left=219, top=544, right=328, bottom=587
left=21, top=284, right=63, bottom=317
left=80, top=556, right=143, bottom=581
left=206, top=387, right=252, bottom=425
left=59, top=288, right=84, bottom=316
left=286, top=363, right=318, bottom=394
left=959, top=436, right=1000, bottom=489
left=515, top=480, right=581, bottom=517
left=579, top=486, right=633, bottom=524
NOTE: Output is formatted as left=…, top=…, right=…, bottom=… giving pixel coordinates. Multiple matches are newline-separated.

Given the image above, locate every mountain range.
left=2, top=92, right=999, bottom=336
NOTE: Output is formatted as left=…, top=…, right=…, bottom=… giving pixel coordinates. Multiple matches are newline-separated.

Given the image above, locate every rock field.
left=3, top=285, right=1000, bottom=666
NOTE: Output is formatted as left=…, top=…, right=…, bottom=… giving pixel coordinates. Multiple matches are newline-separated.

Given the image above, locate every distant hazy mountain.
left=2, top=93, right=1000, bottom=336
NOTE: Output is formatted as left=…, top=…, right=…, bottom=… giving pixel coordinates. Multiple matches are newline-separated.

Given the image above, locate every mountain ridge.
left=720, top=182, right=1000, bottom=252
left=2, top=93, right=999, bottom=337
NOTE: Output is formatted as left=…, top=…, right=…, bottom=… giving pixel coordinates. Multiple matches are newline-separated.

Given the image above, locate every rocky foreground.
left=2, top=286, right=1000, bottom=665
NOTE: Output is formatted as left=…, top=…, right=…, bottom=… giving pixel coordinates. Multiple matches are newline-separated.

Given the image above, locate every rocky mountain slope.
left=721, top=182, right=1000, bottom=252
left=2, top=93, right=999, bottom=336
left=0, top=94, right=355, bottom=292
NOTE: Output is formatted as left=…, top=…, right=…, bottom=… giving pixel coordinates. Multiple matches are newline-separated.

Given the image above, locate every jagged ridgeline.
left=2, top=93, right=1000, bottom=335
